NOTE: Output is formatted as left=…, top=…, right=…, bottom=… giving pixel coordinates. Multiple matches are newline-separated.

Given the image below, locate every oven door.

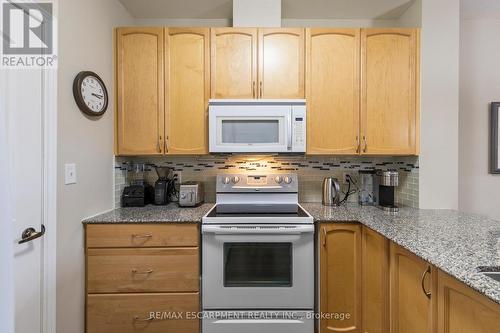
left=209, top=105, right=292, bottom=153
left=202, top=224, right=314, bottom=309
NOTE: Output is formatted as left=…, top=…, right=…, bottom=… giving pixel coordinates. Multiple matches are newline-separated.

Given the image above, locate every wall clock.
left=72, top=71, right=108, bottom=117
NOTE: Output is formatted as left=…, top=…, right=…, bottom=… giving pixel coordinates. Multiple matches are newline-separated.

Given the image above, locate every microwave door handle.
left=287, top=113, right=292, bottom=151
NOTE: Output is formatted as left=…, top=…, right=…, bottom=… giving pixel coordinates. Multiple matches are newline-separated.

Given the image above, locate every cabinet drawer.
left=87, top=248, right=199, bottom=293
left=87, top=293, right=199, bottom=333
left=85, top=224, right=199, bottom=248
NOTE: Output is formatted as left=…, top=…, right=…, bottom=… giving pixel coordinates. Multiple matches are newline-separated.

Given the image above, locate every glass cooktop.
left=206, top=204, right=310, bottom=218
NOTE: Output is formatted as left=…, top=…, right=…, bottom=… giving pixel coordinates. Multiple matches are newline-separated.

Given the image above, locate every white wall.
left=56, top=0, right=133, bottom=332
left=459, top=18, right=500, bottom=220
left=418, top=0, right=460, bottom=209
left=135, top=18, right=402, bottom=27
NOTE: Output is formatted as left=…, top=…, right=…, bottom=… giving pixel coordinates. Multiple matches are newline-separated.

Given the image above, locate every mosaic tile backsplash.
left=114, top=155, right=419, bottom=208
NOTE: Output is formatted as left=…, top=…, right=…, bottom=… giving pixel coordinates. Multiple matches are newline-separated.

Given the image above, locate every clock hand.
left=91, top=93, right=103, bottom=99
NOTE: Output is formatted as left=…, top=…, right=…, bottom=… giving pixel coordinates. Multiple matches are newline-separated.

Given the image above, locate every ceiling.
left=118, top=0, right=415, bottom=20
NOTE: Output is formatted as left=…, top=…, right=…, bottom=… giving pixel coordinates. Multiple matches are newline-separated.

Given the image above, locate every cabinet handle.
left=252, top=81, right=256, bottom=98
left=322, top=227, right=326, bottom=247
left=131, top=234, right=152, bottom=239
left=356, top=136, right=360, bottom=154
left=421, top=265, right=432, bottom=299
left=133, top=315, right=154, bottom=322
left=157, top=136, right=162, bottom=153
left=259, top=81, right=263, bottom=98
left=363, top=136, right=367, bottom=153
left=132, top=269, right=154, bottom=275
left=165, top=135, right=169, bottom=153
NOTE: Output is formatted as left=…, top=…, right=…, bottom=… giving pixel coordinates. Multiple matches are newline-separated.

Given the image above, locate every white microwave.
left=208, top=99, right=306, bottom=153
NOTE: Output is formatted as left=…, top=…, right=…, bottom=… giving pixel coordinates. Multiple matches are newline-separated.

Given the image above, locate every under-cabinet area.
left=114, top=27, right=420, bottom=156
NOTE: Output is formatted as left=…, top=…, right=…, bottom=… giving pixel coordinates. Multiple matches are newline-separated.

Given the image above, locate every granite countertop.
left=82, top=202, right=214, bottom=223
left=82, top=202, right=500, bottom=304
left=301, top=203, right=500, bottom=305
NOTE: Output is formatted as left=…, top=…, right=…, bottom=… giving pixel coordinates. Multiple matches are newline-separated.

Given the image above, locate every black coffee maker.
left=376, top=170, right=399, bottom=212
left=154, top=167, right=175, bottom=205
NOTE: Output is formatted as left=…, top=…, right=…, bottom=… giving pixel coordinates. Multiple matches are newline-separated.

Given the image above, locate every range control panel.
left=216, top=173, right=298, bottom=193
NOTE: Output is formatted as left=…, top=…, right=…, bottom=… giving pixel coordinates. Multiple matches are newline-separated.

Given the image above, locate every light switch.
left=65, top=163, right=77, bottom=185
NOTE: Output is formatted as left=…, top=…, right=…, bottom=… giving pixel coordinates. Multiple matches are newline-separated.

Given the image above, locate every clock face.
left=81, top=76, right=107, bottom=113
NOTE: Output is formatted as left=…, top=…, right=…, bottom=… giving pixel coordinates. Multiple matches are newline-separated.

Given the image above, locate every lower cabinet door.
left=320, top=223, right=362, bottom=332
left=362, top=227, right=389, bottom=333
left=437, top=270, right=500, bottom=333
left=86, top=293, right=199, bottom=333
left=390, top=243, right=435, bottom=333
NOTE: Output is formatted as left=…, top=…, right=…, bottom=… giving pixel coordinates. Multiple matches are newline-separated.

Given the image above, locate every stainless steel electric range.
left=202, top=173, right=314, bottom=333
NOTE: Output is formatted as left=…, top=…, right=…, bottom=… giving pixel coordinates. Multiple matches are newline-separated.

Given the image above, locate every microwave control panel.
left=292, top=106, right=306, bottom=152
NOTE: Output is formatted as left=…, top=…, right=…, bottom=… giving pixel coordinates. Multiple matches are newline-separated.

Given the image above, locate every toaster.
left=179, top=181, right=204, bottom=207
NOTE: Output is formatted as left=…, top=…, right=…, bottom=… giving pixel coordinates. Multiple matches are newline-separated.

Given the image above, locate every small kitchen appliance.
left=179, top=181, right=204, bottom=207
left=358, top=170, right=377, bottom=206
left=121, top=184, right=153, bottom=207
left=322, top=177, right=341, bottom=206
left=202, top=173, right=314, bottom=333
left=376, top=170, right=399, bottom=212
left=153, top=167, right=175, bottom=205
left=208, top=99, right=306, bottom=153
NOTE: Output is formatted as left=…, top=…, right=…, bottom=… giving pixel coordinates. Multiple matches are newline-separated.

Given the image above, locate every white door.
left=4, top=68, right=45, bottom=333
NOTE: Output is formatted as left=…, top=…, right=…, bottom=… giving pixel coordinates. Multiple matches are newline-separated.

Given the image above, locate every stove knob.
left=222, top=176, right=231, bottom=184
left=275, top=176, right=283, bottom=184
left=232, top=176, right=240, bottom=184
left=284, top=176, right=293, bottom=184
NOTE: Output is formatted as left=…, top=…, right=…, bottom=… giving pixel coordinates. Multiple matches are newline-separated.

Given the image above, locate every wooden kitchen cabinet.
left=116, top=27, right=165, bottom=155
left=165, top=28, right=209, bottom=154
left=437, top=270, right=500, bottom=333
left=390, top=243, right=436, bottom=333
left=210, top=28, right=258, bottom=98
left=361, top=227, right=390, bottom=333
left=320, top=223, right=362, bottom=332
left=306, top=28, right=360, bottom=154
left=85, top=224, right=200, bottom=333
left=258, top=28, right=305, bottom=98
left=361, top=28, right=419, bottom=155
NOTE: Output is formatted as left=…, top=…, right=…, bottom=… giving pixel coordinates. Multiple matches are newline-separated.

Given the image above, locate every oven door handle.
left=213, top=319, right=306, bottom=324
left=202, top=225, right=314, bottom=235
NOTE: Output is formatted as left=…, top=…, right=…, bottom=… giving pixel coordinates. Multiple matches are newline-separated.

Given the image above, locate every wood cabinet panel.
left=165, top=28, right=209, bottom=154
left=87, top=248, right=199, bottom=293
left=361, top=28, right=419, bottom=155
left=320, top=223, right=362, bottom=332
left=258, top=28, right=305, bottom=98
left=211, top=28, right=257, bottom=98
left=116, top=27, right=164, bottom=155
left=306, top=28, right=360, bottom=154
left=362, top=227, right=389, bottom=333
left=390, top=243, right=435, bottom=333
left=87, top=293, right=199, bottom=333
left=85, top=224, right=199, bottom=248
left=437, top=270, right=500, bottom=333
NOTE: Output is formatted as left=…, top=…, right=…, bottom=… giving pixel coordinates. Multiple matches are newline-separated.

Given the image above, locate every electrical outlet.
left=342, top=172, right=353, bottom=185
left=172, top=171, right=182, bottom=184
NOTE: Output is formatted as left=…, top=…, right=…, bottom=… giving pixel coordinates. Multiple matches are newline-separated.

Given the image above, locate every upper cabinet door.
left=306, top=28, right=360, bottom=155
left=258, top=28, right=305, bottom=99
left=361, top=28, right=419, bottom=155
left=116, top=27, right=164, bottom=155
left=211, top=28, right=258, bottom=99
left=165, top=28, right=210, bottom=154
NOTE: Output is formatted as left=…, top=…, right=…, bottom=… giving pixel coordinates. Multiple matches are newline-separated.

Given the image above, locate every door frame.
left=42, top=66, right=58, bottom=333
